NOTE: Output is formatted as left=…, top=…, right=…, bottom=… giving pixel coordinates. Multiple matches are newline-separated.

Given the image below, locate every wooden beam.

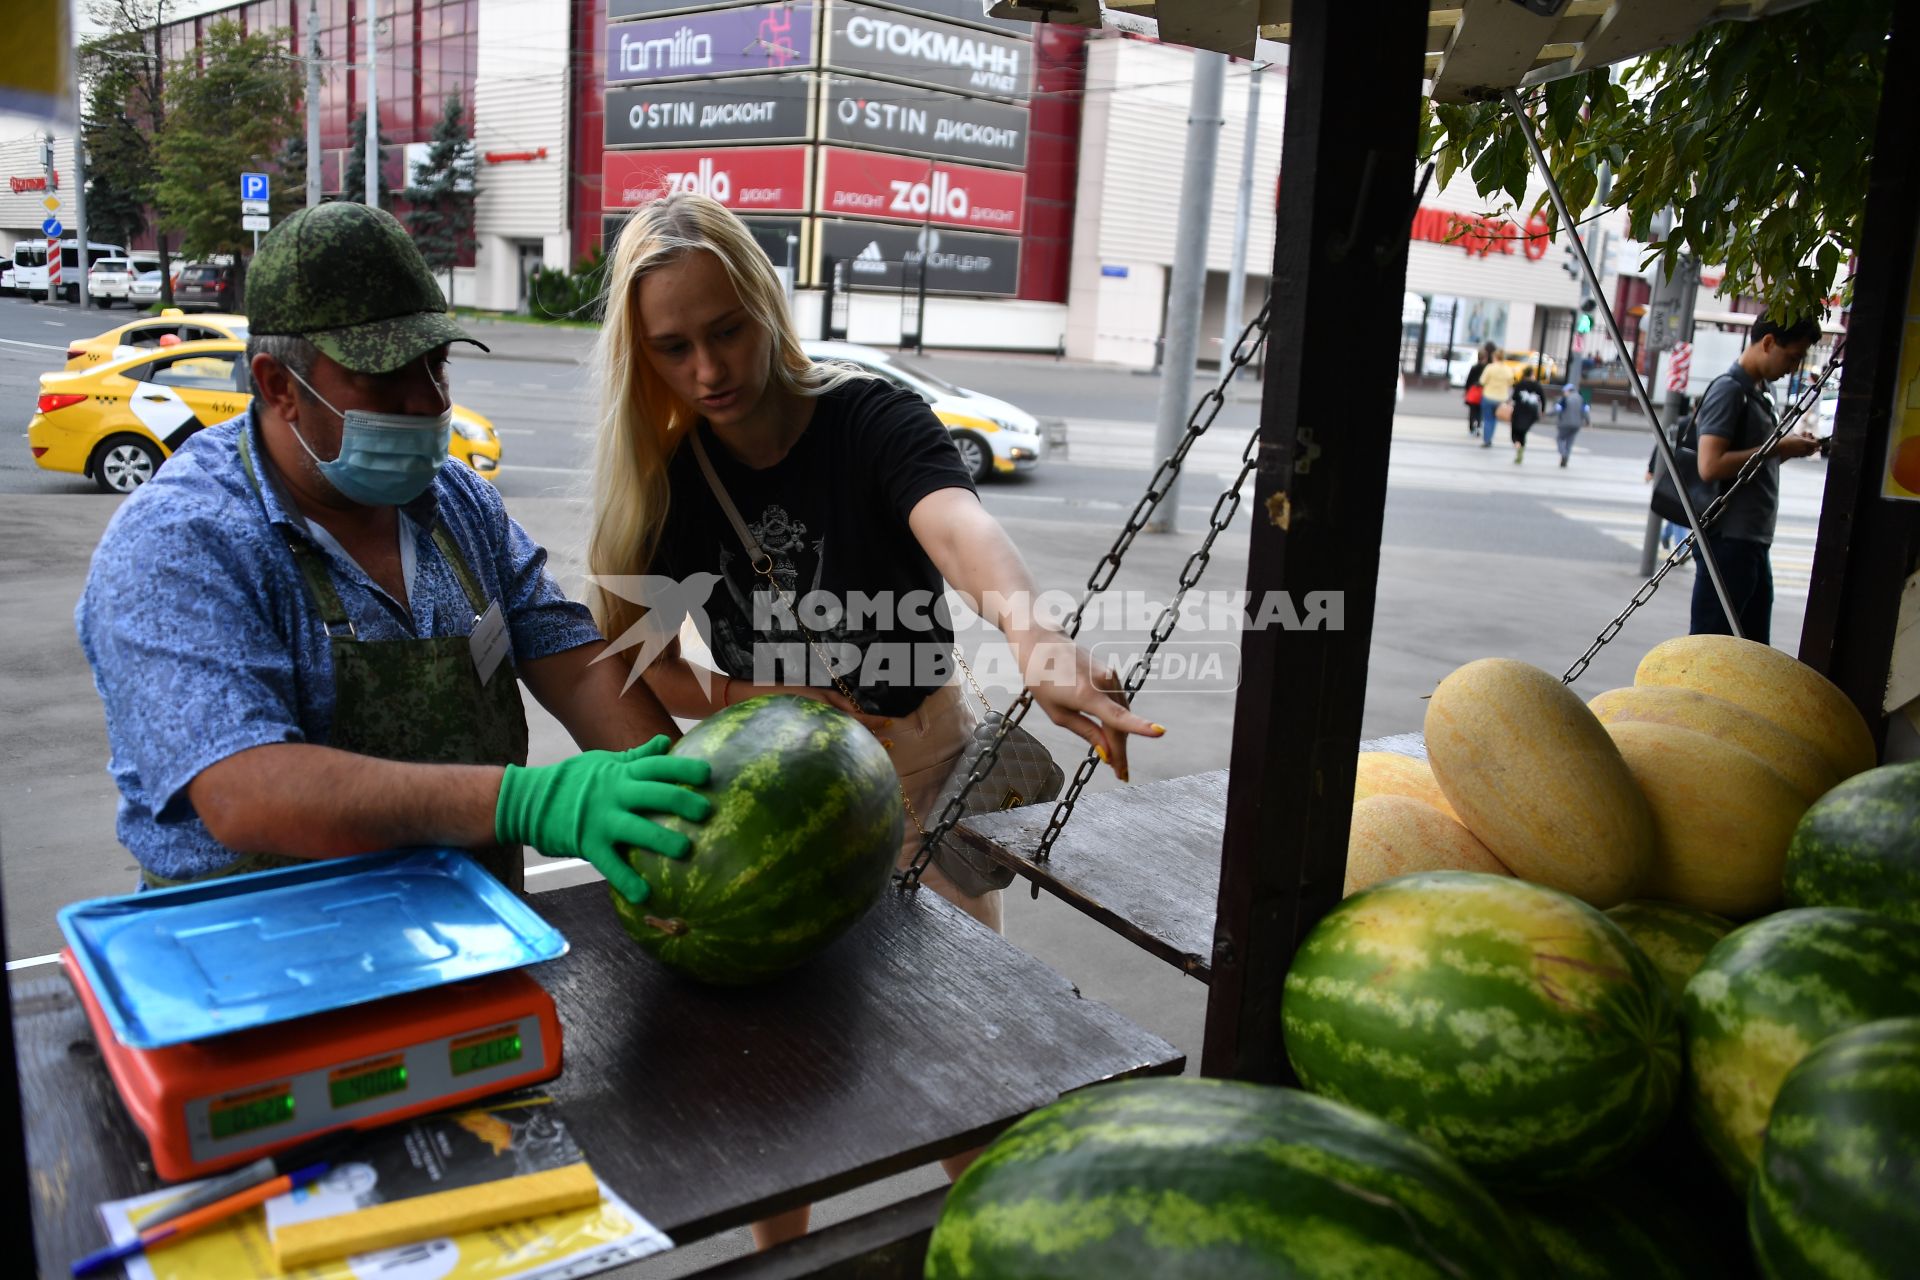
left=1430, top=0, right=1562, bottom=101
left=1799, top=1, right=1920, bottom=748
left=686, top=1189, right=945, bottom=1279
left=1573, top=0, right=1721, bottom=72
left=1200, top=0, right=1429, bottom=1083
left=0, top=834, right=33, bottom=1277
left=1160, top=0, right=1259, bottom=58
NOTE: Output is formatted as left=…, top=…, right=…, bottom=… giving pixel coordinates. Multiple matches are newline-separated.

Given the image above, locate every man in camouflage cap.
left=76, top=201, right=710, bottom=899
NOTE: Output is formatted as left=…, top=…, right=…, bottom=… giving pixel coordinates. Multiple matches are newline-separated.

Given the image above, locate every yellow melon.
left=1587, top=685, right=1839, bottom=803
left=1344, top=795, right=1510, bottom=896
left=1604, top=720, right=1810, bottom=918
left=1354, top=752, right=1458, bottom=819
left=1634, top=635, right=1874, bottom=782
left=1425, top=658, right=1654, bottom=907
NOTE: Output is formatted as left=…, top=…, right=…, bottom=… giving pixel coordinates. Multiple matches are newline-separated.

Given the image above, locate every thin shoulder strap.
left=688, top=431, right=770, bottom=571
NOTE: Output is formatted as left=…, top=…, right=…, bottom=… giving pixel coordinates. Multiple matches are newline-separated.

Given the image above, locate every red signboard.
left=603, top=146, right=810, bottom=213
left=816, top=147, right=1025, bottom=234
left=1409, top=206, right=1551, bottom=261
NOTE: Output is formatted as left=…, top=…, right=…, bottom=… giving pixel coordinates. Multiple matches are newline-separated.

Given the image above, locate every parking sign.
left=241, top=172, right=270, bottom=202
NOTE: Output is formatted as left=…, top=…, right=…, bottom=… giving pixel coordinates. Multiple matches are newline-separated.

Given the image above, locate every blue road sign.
left=241, top=172, right=270, bottom=202
left=42, top=217, right=62, bottom=239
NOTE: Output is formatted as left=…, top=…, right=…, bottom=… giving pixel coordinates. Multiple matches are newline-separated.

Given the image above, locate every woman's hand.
left=1021, top=634, right=1164, bottom=783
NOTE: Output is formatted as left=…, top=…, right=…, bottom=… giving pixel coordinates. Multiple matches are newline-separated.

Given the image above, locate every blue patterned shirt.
left=76, top=409, right=604, bottom=882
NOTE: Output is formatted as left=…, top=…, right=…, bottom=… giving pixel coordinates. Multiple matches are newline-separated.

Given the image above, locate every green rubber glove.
left=495, top=735, right=712, bottom=903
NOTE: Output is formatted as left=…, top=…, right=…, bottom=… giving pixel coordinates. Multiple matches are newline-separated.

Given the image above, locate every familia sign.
left=1409, top=205, right=1552, bottom=261
left=824, top=1, right=1030, bottom=100
left=606, top=2, right=816, bottom=85
left=605, top=75, right=813, bottom=147
left=821, top=74, right=1028, bottom=168
left=603, top=146, right=811, bottom=213
left=817, top=146, right=1025, bottom=234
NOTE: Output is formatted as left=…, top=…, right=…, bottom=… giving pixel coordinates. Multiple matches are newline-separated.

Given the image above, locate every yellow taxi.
left=28, top=339, right=503, bottom=494
left=64, top=310, right=251, bottom=370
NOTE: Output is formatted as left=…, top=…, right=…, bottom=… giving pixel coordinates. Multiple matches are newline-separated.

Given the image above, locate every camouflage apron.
left=143, top=432, right=530, bottom=889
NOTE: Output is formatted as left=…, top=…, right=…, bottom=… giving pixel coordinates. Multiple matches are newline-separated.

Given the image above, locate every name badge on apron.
left=469, top=600, right=510, bottom=686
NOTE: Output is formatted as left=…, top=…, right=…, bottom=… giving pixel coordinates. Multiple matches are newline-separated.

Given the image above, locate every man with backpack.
left=1684, top=315, right=1823, bottom=644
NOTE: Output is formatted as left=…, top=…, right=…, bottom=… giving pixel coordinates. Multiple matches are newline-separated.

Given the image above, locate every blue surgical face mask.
left=284, top=364, right=453, bottom=507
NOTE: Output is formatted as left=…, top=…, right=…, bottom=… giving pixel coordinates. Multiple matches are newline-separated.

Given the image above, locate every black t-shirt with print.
left=653, top=376, right=977, bottom=717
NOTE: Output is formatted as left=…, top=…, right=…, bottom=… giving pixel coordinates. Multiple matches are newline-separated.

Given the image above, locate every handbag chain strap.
left=687, top=430, right=993, bottom=839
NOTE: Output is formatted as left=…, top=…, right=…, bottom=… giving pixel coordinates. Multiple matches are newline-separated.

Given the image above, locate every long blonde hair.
left=586, top=192, right=862, bottom=643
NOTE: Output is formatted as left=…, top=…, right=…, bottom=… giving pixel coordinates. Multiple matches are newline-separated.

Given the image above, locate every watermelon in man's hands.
left=610, top=695, right=904, bottom=985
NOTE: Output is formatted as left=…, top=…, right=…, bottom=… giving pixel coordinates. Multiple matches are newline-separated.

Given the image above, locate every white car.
left=1, top=265, right=14, bottom=295
left=127, top=269, right=164, bottom=307
left=801, top=340, right=1047, bottom=481
left=87, top=257, right=157, bottom=308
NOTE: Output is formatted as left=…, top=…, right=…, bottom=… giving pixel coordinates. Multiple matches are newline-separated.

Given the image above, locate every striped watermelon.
left=610, top=695, right=903, bottom=985
left=1784, top=762, right=1920, bottom=924
left=1749, top=1017, right=1920, bottom=1279
left=924, top=1077, right=1535, bottom=1280
left=1606, top=899, right=1736, bottom=1000
left=1681, top=908, right=1920, bottom=1191
left=1282, top=872, right=1681, bottom=1187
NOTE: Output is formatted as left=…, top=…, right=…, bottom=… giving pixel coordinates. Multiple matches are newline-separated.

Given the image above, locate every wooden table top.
left=951, top=733, right=1430, bottom=983
left=20, top=880, right=1183, bottom=1276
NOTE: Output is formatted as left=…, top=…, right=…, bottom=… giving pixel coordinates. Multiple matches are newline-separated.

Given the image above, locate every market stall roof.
left=988, top=0, right=1824, bottom=100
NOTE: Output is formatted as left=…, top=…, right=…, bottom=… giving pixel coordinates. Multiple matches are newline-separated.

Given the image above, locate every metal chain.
left=896, top=296, right=1276, bottom=887
left=1560, top=339, right=1847, bottom=685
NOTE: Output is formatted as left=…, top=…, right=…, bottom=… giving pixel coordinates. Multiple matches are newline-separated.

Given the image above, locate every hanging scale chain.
left=897, top=296, right=1276, bottom=887
left=1560, top=339, right=1846, bottom=686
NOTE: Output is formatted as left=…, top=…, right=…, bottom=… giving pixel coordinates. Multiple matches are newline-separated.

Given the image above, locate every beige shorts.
left=884, top=682, right=1005, bottom=934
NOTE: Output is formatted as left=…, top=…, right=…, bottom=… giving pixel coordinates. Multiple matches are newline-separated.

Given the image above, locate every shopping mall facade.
left=4, top=0, right=1774, bottom=366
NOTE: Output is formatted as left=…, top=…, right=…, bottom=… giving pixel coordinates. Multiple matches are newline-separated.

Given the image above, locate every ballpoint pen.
left=70, top=1161, right=331, bottom=1277
left=139, top=1128, right=360, bottom=1230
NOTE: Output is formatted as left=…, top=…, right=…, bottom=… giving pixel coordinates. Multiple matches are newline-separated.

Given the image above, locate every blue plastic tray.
left=57, top=848, right=568, bottom=1049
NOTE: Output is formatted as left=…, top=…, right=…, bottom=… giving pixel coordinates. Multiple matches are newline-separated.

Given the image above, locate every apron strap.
left=238, top=428, right=356, bottom=637
left=431, top=522, right=491, bottom=619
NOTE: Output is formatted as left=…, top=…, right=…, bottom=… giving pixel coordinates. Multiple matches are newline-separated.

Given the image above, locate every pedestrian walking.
left=1463, top=342, right=1493, bottom=436
left=1509, top=367, right=1546, bottom=463
left=1554, top=382, right=1591, bottom=468
left=1686, top=315, right=1823, bottom=644
left=1478, top=353, right=1514, bottom=448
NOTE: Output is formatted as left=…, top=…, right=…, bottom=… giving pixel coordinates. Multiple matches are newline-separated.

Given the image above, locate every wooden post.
left=1201, top=0, right=1428, bottom=1081
left=1798, top=2, right=1920, bottom=747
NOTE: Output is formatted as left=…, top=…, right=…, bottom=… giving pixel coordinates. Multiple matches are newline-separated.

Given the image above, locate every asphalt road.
left=0, top=293, right=1836, bottom=1274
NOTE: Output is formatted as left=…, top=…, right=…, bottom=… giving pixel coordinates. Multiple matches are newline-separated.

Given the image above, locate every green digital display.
left=210, top=1088, right=295, bottom=1140
left=450, top=1029, right=523, bottom=1077
left=329, top=1061, right=409, bottom=1109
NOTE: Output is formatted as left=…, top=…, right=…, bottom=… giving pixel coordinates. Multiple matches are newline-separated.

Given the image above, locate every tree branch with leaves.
left=1427, top=0, right=1891, bottom=322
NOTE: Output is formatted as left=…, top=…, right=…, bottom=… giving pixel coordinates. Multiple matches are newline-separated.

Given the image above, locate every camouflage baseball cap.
left=247, top=202, right=487, bottom=374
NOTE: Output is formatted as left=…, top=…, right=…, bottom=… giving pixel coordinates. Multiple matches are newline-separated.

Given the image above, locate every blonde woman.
left=585, top=191, right=1162, bottom=1243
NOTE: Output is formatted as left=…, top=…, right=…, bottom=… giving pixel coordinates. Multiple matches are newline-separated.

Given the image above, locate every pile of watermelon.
left=927, top=635, right=1920, bottom=1278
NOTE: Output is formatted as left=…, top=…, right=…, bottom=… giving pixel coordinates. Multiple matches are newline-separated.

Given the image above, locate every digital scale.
left=58, top=848, right=570, bottom=1182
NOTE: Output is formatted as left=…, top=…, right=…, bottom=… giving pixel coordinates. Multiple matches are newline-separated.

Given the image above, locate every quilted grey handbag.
left=688, top=433, right=1062, bottom=897
left=923, top=703, right=1066, bottom=896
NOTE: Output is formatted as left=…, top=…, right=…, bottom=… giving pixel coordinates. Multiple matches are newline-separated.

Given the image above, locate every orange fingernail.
left=1096, top=745, right=1109, bottom=764
left=1150, top=723, right=1167, bottom=735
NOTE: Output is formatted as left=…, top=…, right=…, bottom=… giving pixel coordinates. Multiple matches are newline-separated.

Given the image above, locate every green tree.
left=80, top=1, right=177, bottom=302
left=403, top=93, right=479, bottom=302
left=273, top=128, right=307, bottom=224
left=1427, top=0, right=1892, bottom=322
left=340, top=110, right=393, bottom=206
left=154, top=18, right=302, bottom=287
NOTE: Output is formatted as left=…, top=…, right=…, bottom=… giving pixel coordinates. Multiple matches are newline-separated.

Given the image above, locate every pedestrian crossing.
left=1059, top=412, right=1830, bottom=595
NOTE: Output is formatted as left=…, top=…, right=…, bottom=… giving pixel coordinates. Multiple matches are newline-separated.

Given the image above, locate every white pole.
left=73, top=49, right=91, bottom=311
left=1145, top=50, right=1227, bottom=536
left=1220, top=62, right=1262, bottom=381
left=365, top=0, right=379, bottom=210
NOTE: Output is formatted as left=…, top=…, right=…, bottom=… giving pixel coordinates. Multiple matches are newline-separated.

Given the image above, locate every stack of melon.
left=1346, top=634, right=1875, bottom=918
left=927, top=635, right=1920, bottom=1279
